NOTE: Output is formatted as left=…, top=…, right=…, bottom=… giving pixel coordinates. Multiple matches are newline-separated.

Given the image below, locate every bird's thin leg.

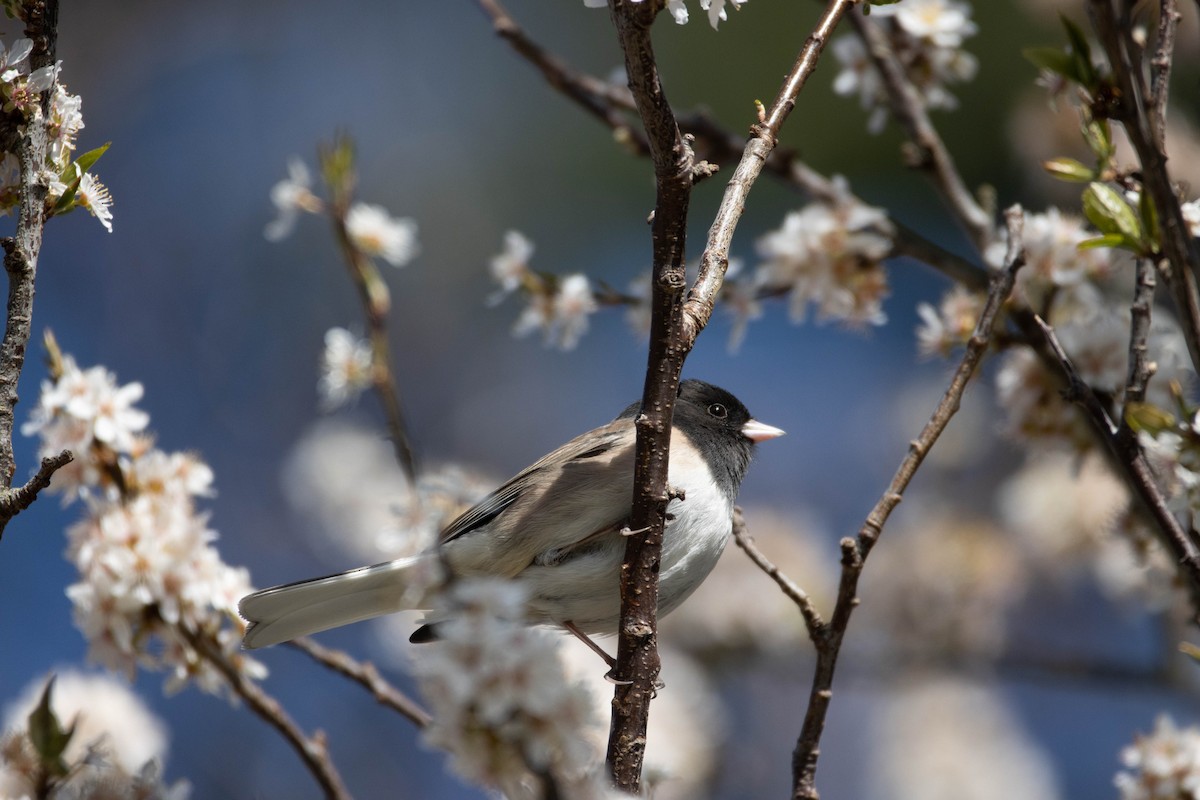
left=562, top=621, right=632, bottom=684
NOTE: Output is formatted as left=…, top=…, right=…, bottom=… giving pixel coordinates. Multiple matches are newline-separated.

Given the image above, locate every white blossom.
left=490, top=229, right=535, bottom=298
left=411, top=579, right=600, bottom=798
left=915, top=285, right=984, bottom=358
left=1182, top=199, right=1200, bottom=238
left=76, top=171, right=113, bottom=232
left=22, top=353, right=265, bottom=699
left=581, top=0, right=742, bottom=28
left=264, top=157, right=321, bottom=241
left=318, top=326, right=373, bottom=410
left=987, top=208, right=1121, bottom=309
left=22, top=355, right=149, bottom=492
left=513, top=273, right=598, bottom=351
left=755, top=176, right=893, bottom=327
left=345, top=202, right=419, bottom=266
left=831, top=0, right=978, bottom=133
left=1115, top=715, right=1200, bottom=800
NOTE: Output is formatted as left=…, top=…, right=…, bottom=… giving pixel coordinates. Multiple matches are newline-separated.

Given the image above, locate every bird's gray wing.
left=438, top=418, right=636, bottom=578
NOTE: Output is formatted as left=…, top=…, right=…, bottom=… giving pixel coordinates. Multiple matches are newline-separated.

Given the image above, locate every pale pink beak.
left=741, top=419, right=786, bottom=442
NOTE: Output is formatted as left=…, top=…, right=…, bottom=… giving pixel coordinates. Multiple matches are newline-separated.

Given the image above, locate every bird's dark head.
left=675, top=379, right=784, bottom=496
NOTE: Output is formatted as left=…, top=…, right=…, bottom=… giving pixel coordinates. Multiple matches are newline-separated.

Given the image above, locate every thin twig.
left=1123, top=257, right=1157, bottom=410
left=1027, top=311, right=1200, bottom=612
left=730, top=506, right=824, bottom=638
left=180, top=626, right=352, bottom=800
left=324, top=143, right=419, bottom=488
left=474, top=0, right=647, bottom=153
left=287, top=637, right=432, bottom=728
left=1149, top=0, right=1181, bottom=152
left=790, top=206, right=1026, bottom=800
left=1087, top=0, right=1200, bottom=372
left=681, top=0, right=859, bottom=345
left=0, top=0, right=71, bottom=539
left=848, top=7, right=993, bottom=253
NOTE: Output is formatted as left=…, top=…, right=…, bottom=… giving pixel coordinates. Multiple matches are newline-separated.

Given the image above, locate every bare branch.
left=731, top=506, right=824, bottom=638
left=180, top=625, right=352, bottom=800
left=682, top=0, right=858, bottom=344
left=287, top=637, right=432, bottom=728
left=603, top=0, right=693, bottom=787
left=848, top=8, right=994, bottom=253
left=0, top=0, right=62, bottom=527
left=0, top=450, right=72, bottom=538
left=322, top=139, right=420, bottom=487
left=790, top=206, right=1026, bottom=800
left=1149, top=0, right=1181, bottom=151
left=1123, top=257, right=1157, bottom=410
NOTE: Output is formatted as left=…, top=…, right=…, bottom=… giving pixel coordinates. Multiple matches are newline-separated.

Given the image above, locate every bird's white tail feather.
left=239, top=557, right=421, bottom=649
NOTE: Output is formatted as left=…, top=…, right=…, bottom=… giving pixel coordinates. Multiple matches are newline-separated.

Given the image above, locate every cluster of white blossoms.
left=489, top=231, right=598, bottom=351
left=0, top=37, right=112, bottom=231
left=581, top=0, right=748, bottom=29
left=264, top=157, right=419, bottom=267
left=1, top=671, right=190, bottom=799
left=754, top=177, right=894, bottom=327
left=411, top=579, right=604, bottom=799
left=1114, top=715, right=1200, bottom=800
left=832, top=0, right=979, bottom=133
left=492, top=179, right=891, bottom=351
left=22, top=353, right=264, bottom=698
left=1137, top=408, right=1200, bottom=522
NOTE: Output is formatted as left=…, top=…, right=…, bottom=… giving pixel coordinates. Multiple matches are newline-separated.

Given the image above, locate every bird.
left=239, top=379, right=784, bottom=650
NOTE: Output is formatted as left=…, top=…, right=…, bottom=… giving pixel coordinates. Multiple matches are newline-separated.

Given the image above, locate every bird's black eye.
left=708, top=403, right=728, bottom=419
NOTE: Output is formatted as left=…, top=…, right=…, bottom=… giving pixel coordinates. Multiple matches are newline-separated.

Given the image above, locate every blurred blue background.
left=3, top=0, right=1200, bottom=797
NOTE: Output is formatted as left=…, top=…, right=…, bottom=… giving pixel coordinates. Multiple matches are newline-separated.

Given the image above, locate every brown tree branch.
left=1087, top=0, right=1200, bottom=372
left=602, top=0, right=857, bottom=789
left=1149, top=0, right=1180, bottom=152
left=731, top=506, right=824, bottom=638
left=790, top=206, right=1026, bottom=800
left=848, top=7, right=993, bottom=254
left=287, top=637, right=432, bottom=728
left=180, top=625, right=352, bottom=800
left=602, top=0, right=693, bottom=789
left=0, top=0, right=72, bottom=539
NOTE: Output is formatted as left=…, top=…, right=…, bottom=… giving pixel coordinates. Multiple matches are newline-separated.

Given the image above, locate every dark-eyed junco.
left=240, top=379, right=783, bottom=649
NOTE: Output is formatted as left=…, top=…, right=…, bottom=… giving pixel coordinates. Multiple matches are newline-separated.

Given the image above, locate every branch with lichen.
left=0, top=0, right=71, bottom=539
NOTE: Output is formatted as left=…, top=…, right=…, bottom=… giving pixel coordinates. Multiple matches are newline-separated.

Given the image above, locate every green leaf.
left=1083, top=182, right=1142, bottom=241
left=1060, top=14, right=1098, bottom=88
left=1125, top=401, right=1177, bottom=434
left=1139, top=189, right=1161, bottom=251
left=1023, top=47, right=1076, bottom=80
left=1042, top=157, right=1094, bottom=182
left=1082, top=118, right=1114, bottom=161
left=27, top=678, right=73, bottom=778
left=73, top=141, right=110, bottom=175
left=1078, top=233, right=1129, bottom=250
left=1182, top=641, right=1200, bottom=663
